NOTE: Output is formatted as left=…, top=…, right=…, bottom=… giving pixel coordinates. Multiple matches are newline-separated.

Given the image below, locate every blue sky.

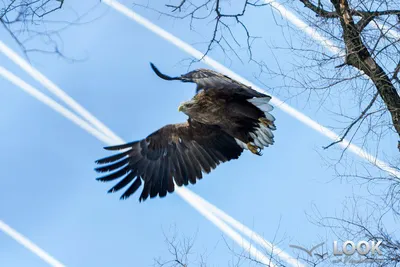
left=0, top=0, right=398, bottom=266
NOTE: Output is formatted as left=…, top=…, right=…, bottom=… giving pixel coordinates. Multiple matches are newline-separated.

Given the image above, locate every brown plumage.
left=95, top=64, right=276, bottom=201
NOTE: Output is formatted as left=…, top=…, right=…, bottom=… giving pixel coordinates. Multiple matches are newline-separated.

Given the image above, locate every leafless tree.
left=292, top=0, right=400, bottom=151
left=310, top=197, right=400, bottom=266
left=284, top=0, right=400, bottom=216
left=1, top=1, right=64, bottom=57
left=1, top=0, right=100, bottom=60
left=155, top=224, right=331, bottom=267
left=154, top=228, right=200, bottom=267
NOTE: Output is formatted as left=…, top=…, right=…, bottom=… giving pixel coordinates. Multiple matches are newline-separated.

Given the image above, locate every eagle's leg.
left=247, top=143, right=262, bottom=156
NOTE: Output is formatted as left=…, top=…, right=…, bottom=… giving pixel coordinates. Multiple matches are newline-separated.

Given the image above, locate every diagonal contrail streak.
left=0, top=40, right=121, bottom=142
left=0, top=220, right=65, bottom=267
left=0, top=66, right=116, bottom=145
left=183, top=189, right=301, bottom=266
left=265, top=0, right=342, bottom=55
left=266, top=0, right=400, bottom=51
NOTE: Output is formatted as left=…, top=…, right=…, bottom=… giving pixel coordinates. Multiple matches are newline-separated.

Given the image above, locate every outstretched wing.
left=95, top=120, right=243, bottom=201
left=150, top=63, right=267, bottom=98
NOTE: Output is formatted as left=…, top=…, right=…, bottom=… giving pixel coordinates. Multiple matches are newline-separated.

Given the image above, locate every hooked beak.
left=178, top=104, right=185, bottom=112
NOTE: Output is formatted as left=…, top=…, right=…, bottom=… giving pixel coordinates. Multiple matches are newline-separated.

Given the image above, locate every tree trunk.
left=330, top=0, right=400, bottom=139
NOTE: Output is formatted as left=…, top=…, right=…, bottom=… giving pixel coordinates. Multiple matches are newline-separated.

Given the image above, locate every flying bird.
left=95, top=64, right=276, bottom=201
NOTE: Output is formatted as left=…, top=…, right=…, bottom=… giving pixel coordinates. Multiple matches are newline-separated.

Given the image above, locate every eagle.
left=95, top=64, right=276, bottom=201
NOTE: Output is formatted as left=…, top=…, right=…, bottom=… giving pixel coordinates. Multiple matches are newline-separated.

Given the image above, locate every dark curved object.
left=150, top=63, right=182, bottom=81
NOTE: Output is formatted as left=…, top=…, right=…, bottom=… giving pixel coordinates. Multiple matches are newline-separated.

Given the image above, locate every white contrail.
left=266, top=0, right=342, bottom=55
left=177, top=188, right=276, bottom=266
left=0, top=40, right=121, bottom=142
left=102, top=0, right=399, bottom=179
left=267, top=0, right=400, bottom=49
left=184, top=189, right=301, bottom=267
left=1, top=67, right=287, bottom=267
left=0, top=220, right=65, bottom=267
left=0, top=66, right=116, bottom=145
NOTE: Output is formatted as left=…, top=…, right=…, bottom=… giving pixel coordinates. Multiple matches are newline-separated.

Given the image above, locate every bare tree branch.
left=324, top=91, right=380, bottom=149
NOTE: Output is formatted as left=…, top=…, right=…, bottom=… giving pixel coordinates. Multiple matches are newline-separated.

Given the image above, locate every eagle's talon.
left=247, top=143, right=261, bottom=155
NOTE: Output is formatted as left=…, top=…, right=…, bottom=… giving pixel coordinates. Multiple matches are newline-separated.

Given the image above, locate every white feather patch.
left=257, top=129, right=272, bottom=145
left=249, top=133, right=258, bottom=143
left=260, top=124, right=274, bottom=138
left=254, top=130, right=267, bottom=146
left=254, top=138, right=263, bottom=148
left=235, top=138, right=247, bottom=149
left=251, top=131, right=269, bottom=148
left=248, top=97, right=271, bottom=105
left=264, top=112, right=275, bottom=122
left=258, top=103, right=274, bottom=112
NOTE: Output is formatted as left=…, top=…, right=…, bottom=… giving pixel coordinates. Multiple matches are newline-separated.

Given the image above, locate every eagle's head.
left=178, top=99, right=196, bottom=114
